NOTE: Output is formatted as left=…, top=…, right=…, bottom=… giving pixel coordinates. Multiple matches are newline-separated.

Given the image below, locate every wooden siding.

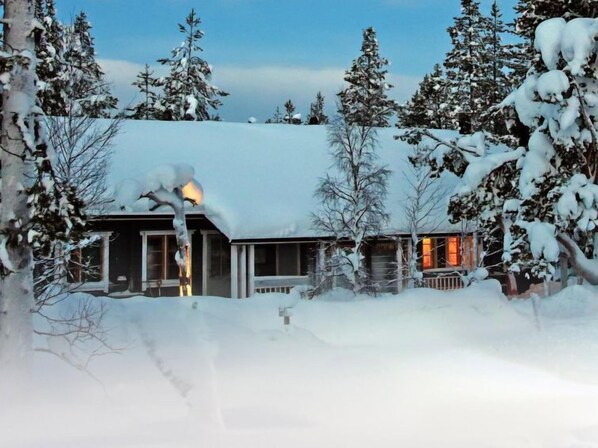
left=89, top=216, right=219, bottom=296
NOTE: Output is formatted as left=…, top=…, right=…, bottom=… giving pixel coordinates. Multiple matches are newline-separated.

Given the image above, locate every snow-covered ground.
left=4, top=280, right=598, bottom=448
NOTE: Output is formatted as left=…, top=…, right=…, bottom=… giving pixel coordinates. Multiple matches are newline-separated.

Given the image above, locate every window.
left=422, top=238, right=434, bottom=270
left=209, top=234, right=230, bottom=278
left=66, top=232, right=111, bottom=292
left=255, top=244, right=276, bottom=276
left=462, top=236, right=476, bottom=269
left=147, top=235, right=180, bottom=281
left=300, top=244, right=316, bottom=276
left=446, top=237, right=461, bottom=267
left=141, top=231, right=194, bottom=292
left=68, top=241, right=103, bottom=283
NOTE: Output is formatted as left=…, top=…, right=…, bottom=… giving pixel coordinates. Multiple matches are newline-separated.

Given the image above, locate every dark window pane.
left=255, top=244, right=276, bottom=276
left=166, top=236, right=179, bottom=279
left=209, top=235, right=231, bottom=278
left=147, top=236, right=164, bottom=280
left=278, top=244, right=298, bottom=276
left=300, top=244, right=317, bottom=276
left=81, top=243, right=102, bottom=282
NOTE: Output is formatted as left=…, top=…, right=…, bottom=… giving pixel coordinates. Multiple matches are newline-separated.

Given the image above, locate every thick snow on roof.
left=107, top=120, right=463, bottom=240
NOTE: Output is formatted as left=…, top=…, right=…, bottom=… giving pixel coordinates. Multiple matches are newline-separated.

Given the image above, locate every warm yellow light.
left=423, top=238, right=433, bottom=270
left=447, top=237, right=460, bottom=266
left=182, top=180, right=204, bottom=205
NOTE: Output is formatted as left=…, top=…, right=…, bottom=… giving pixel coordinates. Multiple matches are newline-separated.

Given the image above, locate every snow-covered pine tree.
left=306, top=91, right=328, bottom=125
left=514, top=0, right=596, bottom=42
left=313, top=117, right=390, bottom=294
left=265, top=105, right=283, bottom=124
left=128, top=64, right=161, bottom=120
left=158, top=9, right=228, bottom=121
left=402, top=17, right=598, bottom=285
left=35, top=0, right=68, bottom=116
left=398, top=64, right=452, bottom=129
left=284, top=99, right=295, bottom=122
left=511, top=0, right=597, bottom=83
left=63, top=12, right=117, bottom=117
left=482, top=1, right=513, bottom=134
left=283, top=99, right=301, bottom=124
left=338, top=27, right=398, bottom=127
left=443, top=0, right=494, bottom=132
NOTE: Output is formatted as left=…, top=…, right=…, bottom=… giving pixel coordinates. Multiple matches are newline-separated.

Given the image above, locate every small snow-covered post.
left=117, top=164, right=203, bottom=297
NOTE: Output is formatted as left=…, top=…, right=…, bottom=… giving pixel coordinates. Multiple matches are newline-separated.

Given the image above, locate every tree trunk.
left=0, top=0, right=37, bottom=381
left=172, top=189, right=191, bottom=296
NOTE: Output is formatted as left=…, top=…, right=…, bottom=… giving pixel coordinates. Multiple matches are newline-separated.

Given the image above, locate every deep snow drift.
left=3, top=281, right=598, bottom=448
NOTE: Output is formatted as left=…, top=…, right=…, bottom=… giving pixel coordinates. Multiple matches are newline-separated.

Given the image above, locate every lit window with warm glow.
left=447, top=237, right=461, bottom=267
left=422, top=238, right=434, bottom=269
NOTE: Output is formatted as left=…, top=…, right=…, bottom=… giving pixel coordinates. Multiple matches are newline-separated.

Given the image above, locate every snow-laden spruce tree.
left=398, top=64, right=451, bottom=129
left=511, top=0, right=597, bottom=83
left=443, top=0, right=495, bottom=132
left=128, top=64, right=162, bottom=120
left=158, top=9, right=228, bottom=121
left=338, top=27, right=398, bottom=128
left=35, top=0, right=69, bottom=116
left=306, top=91, right=328, bottom=125
left=62, top=12, right=117, bottom=117
left=483, top=1, right=514, bottom=133
left=265, top=106, right=283, bottom=124
left=404, top=17, right=598, bottom=285
left=313, top=117, right=390, bottom=294
left=283, top=99, right=298, bottom=124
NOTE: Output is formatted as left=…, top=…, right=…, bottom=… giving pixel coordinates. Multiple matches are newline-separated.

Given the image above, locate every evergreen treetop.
left=338, top=27, right=398, bottom=127
left=128, top=64, right=162, bottom=120
left=398, top=64, right=451, bottom=129
left=306, top=91, right=328, bottom=125
left=63, top=11, right=118, bottom=117
left=443, top=0, right=494, bottom=132
left=158, top=9, right=228, bottom=121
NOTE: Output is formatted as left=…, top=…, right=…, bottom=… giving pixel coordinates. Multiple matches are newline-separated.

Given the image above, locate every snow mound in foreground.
left=4, top=282, right=598, bottom=448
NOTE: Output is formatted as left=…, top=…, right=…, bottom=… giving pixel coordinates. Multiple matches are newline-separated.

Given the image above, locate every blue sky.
left=56, top=0, right=518, bottom=122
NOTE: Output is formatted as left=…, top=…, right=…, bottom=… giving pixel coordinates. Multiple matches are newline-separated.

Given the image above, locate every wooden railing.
left=254, top=276, right=310, bottom=295
left=255, top=285, right=295, bottom=294
left=424, top=275, right=463, bottom=291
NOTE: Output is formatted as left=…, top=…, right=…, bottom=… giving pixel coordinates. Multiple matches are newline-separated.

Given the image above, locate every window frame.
left=68, top=232, right=112, bottom=293
left=140, top=230, right=195, bottom=292
left=446, top=236, right=461, bottom=267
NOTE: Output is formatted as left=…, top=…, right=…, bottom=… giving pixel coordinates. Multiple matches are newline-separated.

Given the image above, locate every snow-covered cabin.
left=82, top=120, right=488, bottom=298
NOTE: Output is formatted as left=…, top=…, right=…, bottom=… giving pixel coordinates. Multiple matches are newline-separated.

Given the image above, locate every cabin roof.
left=104, top=120, right=465, bottom=241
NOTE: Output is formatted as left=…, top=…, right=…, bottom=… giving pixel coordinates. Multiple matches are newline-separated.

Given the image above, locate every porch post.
left=396, top=238, right=403, bottom=294
left=473, top=232, right=479, bottom=268
left=239, top=245, right=247, bottom=299
left=407, top=238, right=414, bottom=289
left=230, top=245, right=238, bottom=299
left=202, top=232, right=208, bottom=295
left=141, top=232, right=148, bottom=292
left=101, top=233, right=111, bottom=293
left=318, top=241, right=326, bottom=288
left=248, top=244, right=255, bottom=297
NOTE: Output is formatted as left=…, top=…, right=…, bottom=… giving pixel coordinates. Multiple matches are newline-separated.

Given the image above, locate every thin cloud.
left=99, top=59, right=422, bottom=122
